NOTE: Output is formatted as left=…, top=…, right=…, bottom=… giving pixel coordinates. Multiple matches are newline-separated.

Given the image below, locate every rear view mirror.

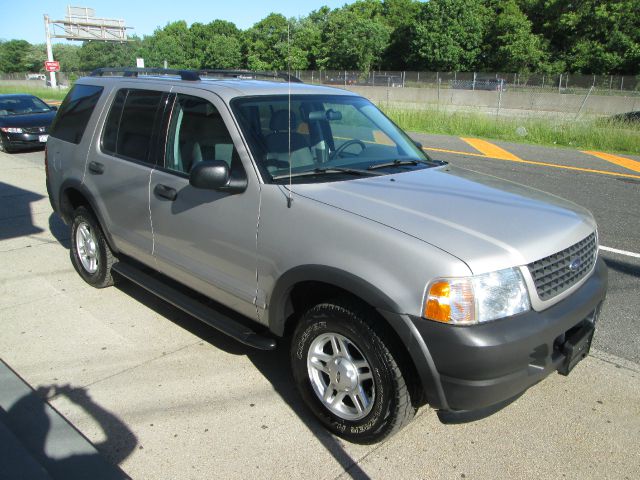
left=308, top=109, right=342, bottom=122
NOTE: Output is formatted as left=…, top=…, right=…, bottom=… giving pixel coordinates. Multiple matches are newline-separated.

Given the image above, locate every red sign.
left=44, top=61, right=60, bottom=72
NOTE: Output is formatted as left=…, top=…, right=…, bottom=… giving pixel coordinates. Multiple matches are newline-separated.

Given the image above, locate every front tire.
left=291, top=299, right=416, bottom=444
left=0, top=135, right=13, bottom=153
left=70, top=206, right=116, bottom=288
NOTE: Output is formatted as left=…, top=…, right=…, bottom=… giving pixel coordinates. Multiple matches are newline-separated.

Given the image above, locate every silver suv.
left=46, top=68, right=607, bottom=443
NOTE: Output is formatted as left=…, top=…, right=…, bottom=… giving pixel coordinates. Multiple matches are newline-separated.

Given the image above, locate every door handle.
left=88, top=161, right=104, bottom=174
left=154, top=184, right=178, bottom=201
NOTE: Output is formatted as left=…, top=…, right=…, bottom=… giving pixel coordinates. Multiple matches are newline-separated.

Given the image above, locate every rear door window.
left=101, top=89, right=164, bottom=164
left=49, top=84, right=103, bottom=144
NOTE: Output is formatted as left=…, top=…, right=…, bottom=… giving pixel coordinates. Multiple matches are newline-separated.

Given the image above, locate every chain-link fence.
left=292, top=70, right=640, bottom=119
left=295, top=70, right=639, bottom=93
left=3, top=70, right=639, bottom=118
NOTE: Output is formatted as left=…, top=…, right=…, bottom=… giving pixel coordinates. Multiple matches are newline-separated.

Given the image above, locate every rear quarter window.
left=49, top=84, right=104, bottom=144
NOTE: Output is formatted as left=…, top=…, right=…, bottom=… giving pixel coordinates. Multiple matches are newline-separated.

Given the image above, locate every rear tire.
left=291, top=299, right=416, bottom=444
left=70, top=206, right=116, bottom=288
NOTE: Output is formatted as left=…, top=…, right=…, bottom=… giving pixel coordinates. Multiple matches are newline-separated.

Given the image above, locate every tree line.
left=1, top=0, right=638, bottom=76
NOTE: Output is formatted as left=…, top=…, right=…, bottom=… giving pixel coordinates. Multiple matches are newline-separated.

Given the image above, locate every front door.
left=149, top=91, right=261, bottom=320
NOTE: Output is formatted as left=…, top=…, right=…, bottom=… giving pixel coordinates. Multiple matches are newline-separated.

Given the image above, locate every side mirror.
left=189, top=160, right=247, bottom=193
left=50, top=105, right=58, bottom=111
left=190, top=160, right=230, bottom=190
left=413, top=140, right=423, bottom=150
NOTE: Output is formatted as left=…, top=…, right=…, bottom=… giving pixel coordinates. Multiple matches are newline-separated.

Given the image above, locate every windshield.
left=231, top=94, right=437, bottom=183
left=0, top=96, right=51, bottom=116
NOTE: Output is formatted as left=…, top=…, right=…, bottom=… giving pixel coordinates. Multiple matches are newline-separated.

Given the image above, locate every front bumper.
left=410, top=257, right=608, bottom=413
left=2, top=132, right=48, bottom=150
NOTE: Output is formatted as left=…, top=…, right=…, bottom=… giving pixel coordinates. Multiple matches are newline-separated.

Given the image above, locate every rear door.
left=149, top=90, right=261, bottom=320
left=84, top=85, right=169, bottom=265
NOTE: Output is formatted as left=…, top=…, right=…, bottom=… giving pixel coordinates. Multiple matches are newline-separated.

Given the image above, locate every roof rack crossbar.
left=90, top=67, right=200, bottom=81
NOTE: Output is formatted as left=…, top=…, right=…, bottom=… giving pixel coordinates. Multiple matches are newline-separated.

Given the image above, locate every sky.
left=2, top=0, right=355, bottom=44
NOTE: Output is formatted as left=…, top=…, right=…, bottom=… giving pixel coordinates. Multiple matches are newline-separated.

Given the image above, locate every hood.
left=294, top=166, right=596, bottom=273
left=0, top=110, right=56, bottom=128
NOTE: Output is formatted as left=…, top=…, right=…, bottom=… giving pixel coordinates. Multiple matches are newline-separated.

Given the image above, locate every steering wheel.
left=331, top=139, right=366, bottom=159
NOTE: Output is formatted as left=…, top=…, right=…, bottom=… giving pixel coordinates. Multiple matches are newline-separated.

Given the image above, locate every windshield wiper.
left=367, top=159, right=432, bottom=170
left=271, top=167, right=384, bottom=181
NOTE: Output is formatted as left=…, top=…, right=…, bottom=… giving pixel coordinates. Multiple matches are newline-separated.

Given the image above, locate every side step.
left=112, top=262, right=277, bottom=351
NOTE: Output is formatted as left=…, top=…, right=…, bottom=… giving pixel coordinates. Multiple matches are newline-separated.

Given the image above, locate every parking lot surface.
left=1, top=141, right=639, bottom=479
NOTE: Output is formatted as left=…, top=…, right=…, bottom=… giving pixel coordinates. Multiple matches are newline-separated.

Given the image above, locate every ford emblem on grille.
left=569, top=257, right=582, bottom=271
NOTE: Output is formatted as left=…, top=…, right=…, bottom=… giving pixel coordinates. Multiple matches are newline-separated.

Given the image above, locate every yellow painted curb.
left=582, top=150, right=640, bottom=174
left=460, top=137, right=523, bottom=161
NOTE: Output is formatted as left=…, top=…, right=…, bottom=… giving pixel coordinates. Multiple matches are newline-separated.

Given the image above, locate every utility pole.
left=44, top=15, right=57, bottom=88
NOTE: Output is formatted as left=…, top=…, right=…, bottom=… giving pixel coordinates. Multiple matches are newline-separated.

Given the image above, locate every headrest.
left=270, top=109, right=298, bottom=132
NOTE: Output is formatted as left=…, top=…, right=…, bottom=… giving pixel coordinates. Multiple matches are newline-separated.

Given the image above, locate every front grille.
left=528, top=233, right=597, bottom=301
left=23, top=126, right=48, bottom=134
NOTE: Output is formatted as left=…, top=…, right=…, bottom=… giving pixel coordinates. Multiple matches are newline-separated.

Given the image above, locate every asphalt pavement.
left=1, top=141, right=639, bottom=479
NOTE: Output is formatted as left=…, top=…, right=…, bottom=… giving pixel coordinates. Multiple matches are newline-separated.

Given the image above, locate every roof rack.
left=198, top=70, right=303, bottom=83
left=89, top=67, right=303, bottom=83
left=90, top=67, right=200, bottom=81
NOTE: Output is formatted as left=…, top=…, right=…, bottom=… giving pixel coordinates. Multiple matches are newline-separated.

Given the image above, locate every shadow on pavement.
left=115, top=279, right=372, bottom=480
left=48, top=212, right=71, bottom=249
left=1, top=368, right=136, bottom=480
left=0, top=181, right=44, bottom=241
left=604, top=257, right=640, bottom=279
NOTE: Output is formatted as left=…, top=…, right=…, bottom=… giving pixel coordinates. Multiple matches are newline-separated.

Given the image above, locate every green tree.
left=78, top=39, right=140, bottom=71
left=0, top=40, right=31, bottom=72
left=381, top=0, right=421, bottom=69
left=319, top=9, right=390, bottom=73
left=140, top=21, right=198, bottom=69
left=191, top=20, right=242, bottom=69
left=484, top=0, right=546, bottom=72
left=244, top=13, right=308, bottom=70
left=201, top=35, right=242, bottom=69
left=518, top=0, right=640, bottom=74
left=53, top=44, right=82, bottom=72
left=408, top=0, right=491, bottom=71
left=23, top=43, right=47, bottom=72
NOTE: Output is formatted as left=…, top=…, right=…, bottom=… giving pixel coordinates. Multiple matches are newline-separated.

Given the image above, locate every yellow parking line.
left=423, top=146, right=488, bottom=158
left=461, top=137, right=523, bottom=161
left=582, top=150, right=640, bottom=174
left=421, top=146, right=640, bottom=180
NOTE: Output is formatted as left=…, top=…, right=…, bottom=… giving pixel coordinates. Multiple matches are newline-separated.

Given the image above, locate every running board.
left=112, top=262, right=277, bottom=351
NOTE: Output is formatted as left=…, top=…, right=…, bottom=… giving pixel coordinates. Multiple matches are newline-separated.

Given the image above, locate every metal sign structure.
left=44, top=6, right=132, bottom=88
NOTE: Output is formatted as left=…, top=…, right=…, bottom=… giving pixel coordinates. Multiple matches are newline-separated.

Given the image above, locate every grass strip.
left=0, top=85, right=68, bottom=102
left=383, top=107, right=640, bottom=155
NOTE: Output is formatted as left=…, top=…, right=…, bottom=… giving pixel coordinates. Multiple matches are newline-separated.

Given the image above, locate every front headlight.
left=424, top=267, right=531, bottom=325
left=1, top=127, right=24, bottom=133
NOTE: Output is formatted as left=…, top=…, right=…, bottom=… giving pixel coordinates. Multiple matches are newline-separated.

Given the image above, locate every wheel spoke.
left=338, top=337, right=353, bottom=360
left=323, top=385, right=336, bottom=403
left=354, top=386, right=370, bottom=412
left=349, top=393, right=364, bottom=414
left=358, top=370, right=373, bottom=382
left=309, top=356, right=330, bottom=374
left=330, top=335, right=341, bottom=355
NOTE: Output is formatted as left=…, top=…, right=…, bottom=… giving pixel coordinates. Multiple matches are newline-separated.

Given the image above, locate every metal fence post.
left=558, top=73, right=562, bottom=93
left=437, top=78, right=441, bottom=111
left=575, top=85, right=594, bottom=120
left=497, top=79, right=503, bottom=117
